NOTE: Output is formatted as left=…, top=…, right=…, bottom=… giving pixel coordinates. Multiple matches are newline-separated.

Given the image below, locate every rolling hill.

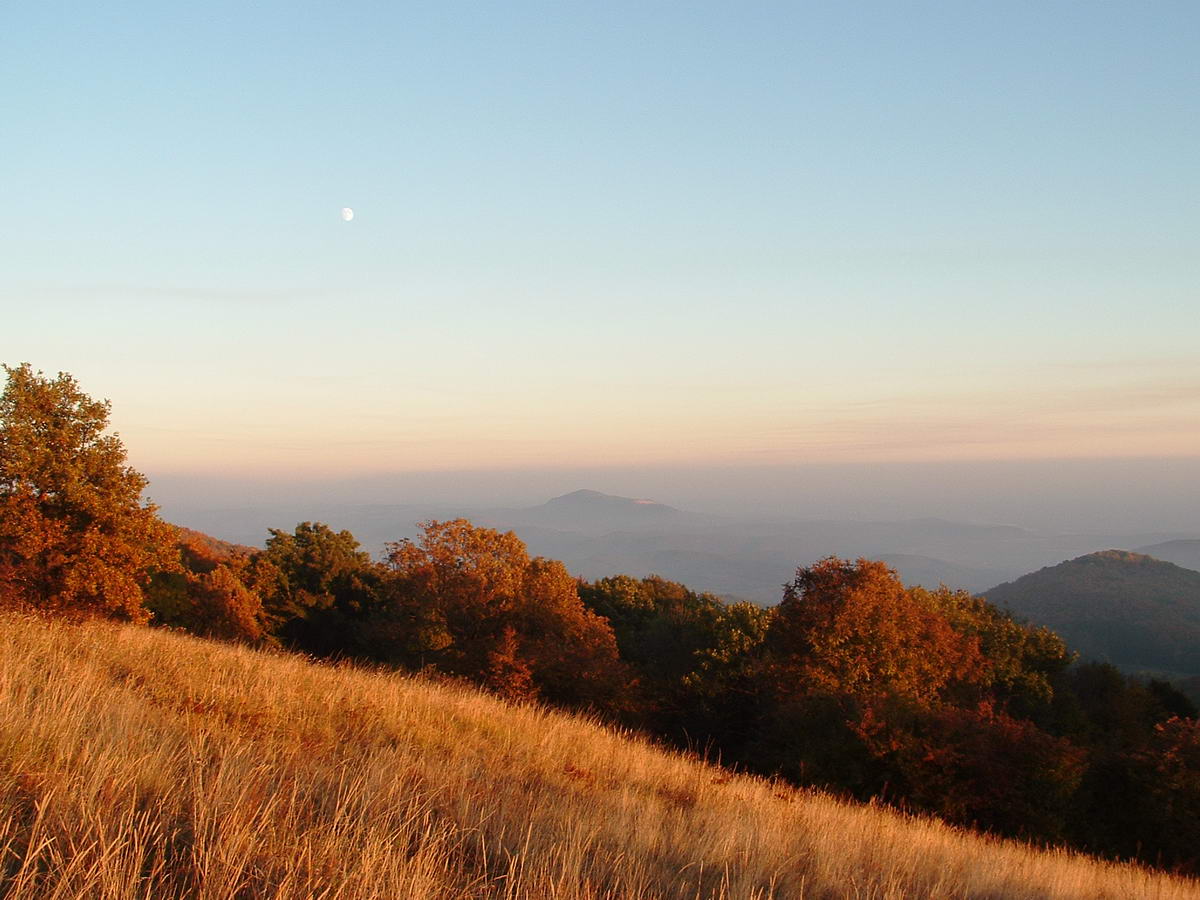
left=982, top=551, right=1200, bottom=679
left=3, top=613, right=1197, bottom=898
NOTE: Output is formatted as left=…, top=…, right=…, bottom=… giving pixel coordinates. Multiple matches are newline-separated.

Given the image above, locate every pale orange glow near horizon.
left=114, top=366, right=1200, bottom=478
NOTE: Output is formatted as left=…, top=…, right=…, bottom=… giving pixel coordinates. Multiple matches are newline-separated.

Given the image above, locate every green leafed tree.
left=579, top=574, right=772, bottom=740
left=0, top=363, right=176, bottom=621
left=254, top=521, right=383, bottom=654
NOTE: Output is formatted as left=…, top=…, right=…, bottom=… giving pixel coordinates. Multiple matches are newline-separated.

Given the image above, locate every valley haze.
left=157, top=478, right=1200, bottom=605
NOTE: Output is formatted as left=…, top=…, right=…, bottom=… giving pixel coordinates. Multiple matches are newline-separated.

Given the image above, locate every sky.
left=3, top=2, right=1198, bottom=526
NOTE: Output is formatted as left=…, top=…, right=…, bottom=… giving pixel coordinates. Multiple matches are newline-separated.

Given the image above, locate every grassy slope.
left=1, top=615, right=1197, bottom=900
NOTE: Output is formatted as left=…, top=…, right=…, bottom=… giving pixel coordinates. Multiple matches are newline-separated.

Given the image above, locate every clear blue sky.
left=3, top=2, right=1198, bottom=479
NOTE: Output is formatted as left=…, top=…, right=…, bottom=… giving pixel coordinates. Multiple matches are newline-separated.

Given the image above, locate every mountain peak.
left=550, top=489, right=614, bottom=502
left=544, top=490, right=676, bottom=511
left=498, top=489, right=691, bottom=534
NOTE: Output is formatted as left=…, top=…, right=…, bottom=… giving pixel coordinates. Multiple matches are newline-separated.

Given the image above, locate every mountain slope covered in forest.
left=982, top=551, right=1200, bottom=678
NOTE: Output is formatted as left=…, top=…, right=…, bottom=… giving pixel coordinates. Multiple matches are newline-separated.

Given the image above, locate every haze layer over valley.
left=157, top=482, right=1200, bottom=605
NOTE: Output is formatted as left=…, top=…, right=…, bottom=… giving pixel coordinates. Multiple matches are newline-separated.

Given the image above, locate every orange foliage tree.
left=766, top=557, right=986, bottom=705
left=144, top=529, right=266, bottom=644
left=383, top=519, right=626, bottom=706
left=754, top=558, right=1085, bottom=835
left=187, top=565, right=266, bottom=643
left=0, top=364, right=176, bottom=621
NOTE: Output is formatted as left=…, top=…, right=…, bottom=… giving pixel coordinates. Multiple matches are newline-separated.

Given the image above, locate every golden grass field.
left=2, top=613, right=1197, bottom=899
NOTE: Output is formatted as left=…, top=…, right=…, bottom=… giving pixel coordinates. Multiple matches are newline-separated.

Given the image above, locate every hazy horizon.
left=146, top=456, right=1200, bottom=537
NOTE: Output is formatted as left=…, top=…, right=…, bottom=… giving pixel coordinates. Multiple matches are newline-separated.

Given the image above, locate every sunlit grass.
left=1, top=613, right=1196, bottom=899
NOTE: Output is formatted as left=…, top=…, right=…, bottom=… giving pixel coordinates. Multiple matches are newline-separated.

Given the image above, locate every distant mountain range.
left=168, top=489, right=1196, bottom=605
left=981, top=551, right=1200, bottom=682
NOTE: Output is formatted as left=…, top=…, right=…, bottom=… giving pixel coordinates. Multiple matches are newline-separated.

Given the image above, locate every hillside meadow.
left=2, top=614, right=1197, bottom=899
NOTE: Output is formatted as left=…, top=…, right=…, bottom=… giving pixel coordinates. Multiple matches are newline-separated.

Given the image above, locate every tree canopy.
left=382, top=519, right=626, bottom=706
left=766, top=557, right=985, bottom=705
left=0, top=363, right=175, bottom=620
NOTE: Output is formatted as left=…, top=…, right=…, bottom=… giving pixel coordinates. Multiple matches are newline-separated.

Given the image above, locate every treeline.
left=2, top=363, right=1199, bottom=873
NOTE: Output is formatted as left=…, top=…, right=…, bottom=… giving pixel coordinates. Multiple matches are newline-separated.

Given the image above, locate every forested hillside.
left=983, top=551, right=1200, bottom=678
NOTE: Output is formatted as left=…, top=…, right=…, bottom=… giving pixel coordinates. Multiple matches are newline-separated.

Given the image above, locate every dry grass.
left=1, top=614, right=1196, bottom=899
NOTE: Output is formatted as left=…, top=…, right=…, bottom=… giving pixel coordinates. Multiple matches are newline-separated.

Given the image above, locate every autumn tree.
left=485, top=625, right=539, bottom=703
left=182, top=565, right=266, bottom=642
left=1129, top=716, right=1200, bottom=871
left=746, top=557, right=1095, bottom=837
left=879, top=701, right=1086, bottom=839
left=144, top=530, right=266, bottom=643
left=0, top=364, right=176, bottom=621
left=380, top=519, right=626, bottom=707
left=1053, top=662, right=1200, bottom=865
left=765, top=558, right=986, bottom=705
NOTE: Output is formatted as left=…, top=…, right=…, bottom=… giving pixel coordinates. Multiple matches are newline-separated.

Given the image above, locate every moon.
left=341, top=207, right=354, bottom=222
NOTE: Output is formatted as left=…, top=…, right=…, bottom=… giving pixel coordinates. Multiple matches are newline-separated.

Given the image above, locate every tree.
left=579, top=574, right=772, bottom=740
left=485, top=625, right=538, bottom=703
left=919, top=586, right=1074, bottom=719
left=254, top=521, right=383, bottom=654
left=1130, top=716, right=1200, bottom=872
left=878, top=701, right=1085, bottom=839
left=1053, top=662, right=1200, bottom=865
left=751, top=558, right=992, bottom=798
left=382, top=519, right=626, bottom=707
left=144, top=526, right=268, bottom=642
left=185, top=565, right=267, bottom=643
left=0, top=364, right=176, bottom=621
left=766, top=558, right=986, bottom=705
